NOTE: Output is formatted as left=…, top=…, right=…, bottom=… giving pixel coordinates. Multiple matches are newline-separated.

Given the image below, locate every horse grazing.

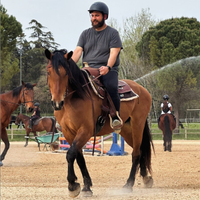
left=158, top=102, right=176, bottom=152
left=45, top=49, right=154, bottom=198
left=15, top=113, right=57, bottom=147
left=0, top=81, right=36, bottom=166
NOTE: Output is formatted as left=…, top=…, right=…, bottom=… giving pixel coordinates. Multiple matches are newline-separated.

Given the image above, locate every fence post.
left=185, top=126, right=187, bottom=139
left=11, top=127, right=13, bottom=139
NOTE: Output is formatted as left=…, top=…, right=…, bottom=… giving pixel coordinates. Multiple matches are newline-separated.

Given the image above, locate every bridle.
left=0, top=88, right=34, bottom=106
left=21, top=88, right=34, bottom=106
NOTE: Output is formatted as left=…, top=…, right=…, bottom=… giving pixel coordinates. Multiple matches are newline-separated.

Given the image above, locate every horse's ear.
left=32, top=83, right=37, bottom=87
left=45, top=49, right=52, bottom=60
left=64, top=51, right=73, bottom=60
left=22, top=81, right=25, bottom=86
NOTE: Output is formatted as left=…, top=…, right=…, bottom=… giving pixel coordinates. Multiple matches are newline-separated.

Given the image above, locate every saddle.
left=81, top=66, right=139, bottom=134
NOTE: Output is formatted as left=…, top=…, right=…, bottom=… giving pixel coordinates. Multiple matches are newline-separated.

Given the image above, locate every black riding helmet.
left=88, top=2, right=109, bottom=19
left=163, top=94, right=169, bottom=100
left=34, top=102, right=40, bottom=106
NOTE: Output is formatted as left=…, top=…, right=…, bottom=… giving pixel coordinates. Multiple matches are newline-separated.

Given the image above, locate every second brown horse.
left=0, top=81, right=36, bottom=166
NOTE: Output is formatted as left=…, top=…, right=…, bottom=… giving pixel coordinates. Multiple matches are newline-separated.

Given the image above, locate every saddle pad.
left=82, top=69, right=139, bottom=101
left=33, top=117, right=43, bottom=125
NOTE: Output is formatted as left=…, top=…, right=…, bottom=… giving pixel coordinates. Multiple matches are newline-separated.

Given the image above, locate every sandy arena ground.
left=1, top=140, right=200, bottom=200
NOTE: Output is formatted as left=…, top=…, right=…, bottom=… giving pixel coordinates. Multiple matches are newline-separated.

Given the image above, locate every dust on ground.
left=1, top=140, right=200, bottom=200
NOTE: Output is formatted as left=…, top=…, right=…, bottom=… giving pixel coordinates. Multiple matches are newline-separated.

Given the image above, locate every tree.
left=119, top=8, right=159, bottom=80
left=27, top=19, right=59, bottom=50
left=136, top=17, right=200, bottom=68
left=155, top=57, right=199, bottom=131
left=0, top=5, right=23, bottom=90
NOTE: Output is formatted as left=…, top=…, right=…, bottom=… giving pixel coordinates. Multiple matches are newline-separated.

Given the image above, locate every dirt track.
left=1, top=140, right=200, bottom=200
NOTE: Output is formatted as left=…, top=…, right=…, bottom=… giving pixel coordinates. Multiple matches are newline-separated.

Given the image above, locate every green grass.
left=151, top=123, right=200, bottom=140
left=6, top=125, right=47, bottom=142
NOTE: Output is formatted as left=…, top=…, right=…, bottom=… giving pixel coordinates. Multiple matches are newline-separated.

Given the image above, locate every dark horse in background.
left=15, top=113, right=57, bottom=147
left=0, top=81, right=36, bottom=166
left=7, top=115, right=25, bottom=129
left=45, top=49, right=154, bottom=198
left=158, top=101, right=176, bottom=152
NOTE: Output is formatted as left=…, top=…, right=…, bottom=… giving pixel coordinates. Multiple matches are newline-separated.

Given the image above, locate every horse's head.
left=45, top=49, right=73, bottom=110
left=21, top=81, right=36, bottom=112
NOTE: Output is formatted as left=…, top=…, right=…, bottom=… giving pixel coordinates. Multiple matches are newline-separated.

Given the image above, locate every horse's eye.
left=47, top=72, right=50, bottom=76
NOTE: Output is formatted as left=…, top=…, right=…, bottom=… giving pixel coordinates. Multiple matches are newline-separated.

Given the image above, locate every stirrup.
left=109, top=111, right=123, bottom=134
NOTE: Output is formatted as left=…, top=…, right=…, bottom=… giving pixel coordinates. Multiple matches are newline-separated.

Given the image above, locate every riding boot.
left=158, top=116, right=160, bottom=126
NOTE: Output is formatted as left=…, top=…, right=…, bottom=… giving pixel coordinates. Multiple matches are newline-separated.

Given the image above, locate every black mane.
left=52, top=50, right=88, bottom=99
left=13, top=83, right=33, bottom=97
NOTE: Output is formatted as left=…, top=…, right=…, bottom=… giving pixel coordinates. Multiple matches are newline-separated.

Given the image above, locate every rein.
left=82, top=74, right=97, bottom=156
left=64, top=74, right=102, bottom=98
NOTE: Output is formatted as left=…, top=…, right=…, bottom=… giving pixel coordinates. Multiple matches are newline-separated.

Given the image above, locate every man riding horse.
left=71, top=2, right=123, bottom=133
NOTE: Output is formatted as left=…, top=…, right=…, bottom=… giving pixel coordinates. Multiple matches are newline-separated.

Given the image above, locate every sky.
left=2, top=0, right=200, bottom=51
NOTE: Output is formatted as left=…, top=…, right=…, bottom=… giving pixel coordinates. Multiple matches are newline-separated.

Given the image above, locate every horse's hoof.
left=68, top=182, right=81, bottom=198
left=122, top=184, right=133, bottom=193
left=81, top=190, right=93, bottom=197
left=0, top=161, right=3, bottom=167
left=143, top=176, right=153, bottom=188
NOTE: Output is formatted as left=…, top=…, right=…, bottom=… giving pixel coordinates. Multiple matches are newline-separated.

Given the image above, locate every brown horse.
left=158, top=102, right=176, bottom=152
left=0, top=81, right=36, bottom=166
left=45, top=49, right=154, bottom=198
left=15, top=113, right=57, bottom=147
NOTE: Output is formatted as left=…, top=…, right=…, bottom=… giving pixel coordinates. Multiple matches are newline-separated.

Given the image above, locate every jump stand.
left=106, top=132, right=127, bottom=156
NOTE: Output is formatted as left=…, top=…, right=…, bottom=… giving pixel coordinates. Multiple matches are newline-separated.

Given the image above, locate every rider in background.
left=161, top=94, right=172, bottom=114
left=71, top=2, right=123, bottom=133
left=29, top=102, right=41, bottom=129
left=158, top=94, right=176, bottom=125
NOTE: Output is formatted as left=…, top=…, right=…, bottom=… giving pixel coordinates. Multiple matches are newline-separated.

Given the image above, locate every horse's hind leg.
left=76, top=151, right=93, bottom=197
left=123, top=154, right=140, bottom=191
left=0, top=128, right=10, bottom=166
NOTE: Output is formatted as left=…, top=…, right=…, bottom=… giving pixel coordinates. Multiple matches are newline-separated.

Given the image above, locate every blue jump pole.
left=106, top=132, right=127, bottom=156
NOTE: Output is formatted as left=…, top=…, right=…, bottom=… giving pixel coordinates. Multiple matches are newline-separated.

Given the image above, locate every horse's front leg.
left=24, top=130, right=31, bottom=147
left=66, top=142, right=81, bottom=198
left=76, top=151, right=93, bottom=196
left=0, top=128, right=10, bottom=166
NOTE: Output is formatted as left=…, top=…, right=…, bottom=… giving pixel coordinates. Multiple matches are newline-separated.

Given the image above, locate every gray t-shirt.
left=77, top=26, right=123, bottom=71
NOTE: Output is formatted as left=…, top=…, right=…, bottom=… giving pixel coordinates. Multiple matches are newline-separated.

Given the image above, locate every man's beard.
left=92, top=18, right=104, bottom=29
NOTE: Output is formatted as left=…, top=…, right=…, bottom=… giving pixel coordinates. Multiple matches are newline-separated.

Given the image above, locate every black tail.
left=164, top=115, right=172, bottom=142
left=140, top=120, right=154, bottom=174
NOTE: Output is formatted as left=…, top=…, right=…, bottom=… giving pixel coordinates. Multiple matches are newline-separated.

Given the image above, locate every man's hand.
left=99, top=66, right=109, bottom=75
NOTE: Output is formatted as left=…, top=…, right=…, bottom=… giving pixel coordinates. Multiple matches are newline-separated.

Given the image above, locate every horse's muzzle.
left=51, top=100, right=64, bottom=110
